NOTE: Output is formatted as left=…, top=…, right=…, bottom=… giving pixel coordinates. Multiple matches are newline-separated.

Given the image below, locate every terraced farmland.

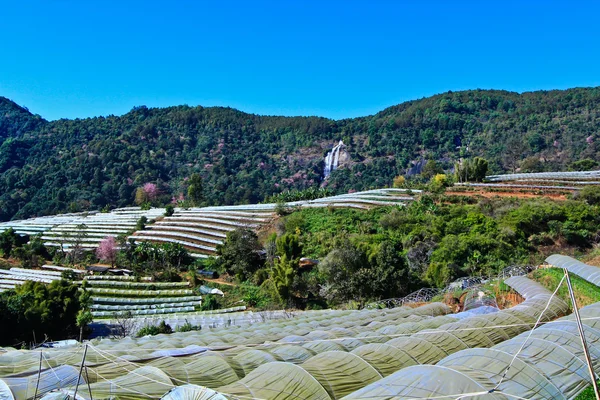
left=454, top=169, right=600, bottom=192
left=1, top=253, right=598, bottom=399
left=128, top=188, right=416, bottom=258
left=0, top=267, right=65, bottom=292
left=0, top=188, right=416, bottom=259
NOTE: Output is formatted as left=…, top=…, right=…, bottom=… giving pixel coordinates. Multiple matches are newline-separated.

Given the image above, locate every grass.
left=575, top=382, right=600, bottom=399
left=530, top=267, right=600, bottom=309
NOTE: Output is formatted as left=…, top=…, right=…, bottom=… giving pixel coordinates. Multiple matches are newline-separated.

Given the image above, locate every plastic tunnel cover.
left=351, top=344, right=419, bottom=377
left=0, top=379, right=15, bottom=400
left=340, top=364, right=505, bottom=400
left=516, top=328, right=600, bottom=368
left=414, top=330, right=470, bottom=354
left=433, top=319, right=497, bottom=348
left=1, top=365, right=83, bottom=400
left=66, top=365, right=174, bottom=400
left=262, top=344, right=316, bottom=363
left=217, top=362, right=330, bottom=400
left=542, top=319, right=600, bottom=350
left=546, top=254, right=600, bottom=286
left=231, top=349, right=280, bottom=376
left=301, top=351, right=382, bottom=399
left=160, top=384, right=229, bottom=400
left=384, top=336, right=448, bottom=364
left=494, top=338, right=592, bottom=397
left=437, top=347, right=566, bottom=400
left=179, top=356, right=240, bottom=388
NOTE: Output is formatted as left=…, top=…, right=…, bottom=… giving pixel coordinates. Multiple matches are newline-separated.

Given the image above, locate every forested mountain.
left=1, top=87, right=600, bottom=221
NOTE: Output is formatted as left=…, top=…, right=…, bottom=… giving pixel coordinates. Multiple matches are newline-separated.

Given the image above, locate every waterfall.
left=323, top=140, right=345, bottom=178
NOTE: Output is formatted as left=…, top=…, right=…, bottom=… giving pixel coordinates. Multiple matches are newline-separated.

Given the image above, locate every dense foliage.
left=0, top=280, right=84, bottom=346
left=214, top=196, right=600, bottom=307
left=2, top=87, right=600, bottom=221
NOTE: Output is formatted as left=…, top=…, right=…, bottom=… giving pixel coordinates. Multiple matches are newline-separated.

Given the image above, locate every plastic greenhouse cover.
left=0, top=365, right=83, bottom=400
left=232, top=349, right=280, bottom=376
left=44, top=366, right=174, bottom=400
left=150, top=345, right=208, bottom=358
left=160, top=384, right=229, bottom=400
left=351, top=343, right=419, bottom=377
left=452, top=305, right=499, bottom=319
left=260, top=344, right=315, bottom=363
left=300, top=351, right=382, bottom=399
left=546, top=254, right=600, bottom=286
left=494, top=338, right=592, bottom=396
left=341, top=364, right=505, bottom=400
left=437, top=348, right=565, bottom=399
left=179, top=356, right=240, bottom=388
left=218, top=362, right=330, bottom=400
left=385, top=336, right=449, bottom=364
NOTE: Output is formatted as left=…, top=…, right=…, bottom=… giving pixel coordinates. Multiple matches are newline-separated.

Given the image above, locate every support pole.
left=73, top=344, right=88, bottom=399
left=564, top=267, right=600, bottom=400
left=33, top=350, right=42, bottom=399
left=84, top=366, right=93, bottom=400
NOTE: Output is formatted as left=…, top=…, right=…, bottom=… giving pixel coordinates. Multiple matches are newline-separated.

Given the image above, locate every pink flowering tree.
left=96, top=236, right=118, bottom=267
left=143, top=183, right=159, bottom=201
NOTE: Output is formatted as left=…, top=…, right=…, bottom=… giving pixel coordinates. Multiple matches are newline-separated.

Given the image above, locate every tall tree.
left=96, top=236, right=118, bottom=267
left=187, top=173, right=204, bottom=206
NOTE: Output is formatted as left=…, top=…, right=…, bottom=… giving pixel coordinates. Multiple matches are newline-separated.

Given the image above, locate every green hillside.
left=1, top=87, right=600, bottom=221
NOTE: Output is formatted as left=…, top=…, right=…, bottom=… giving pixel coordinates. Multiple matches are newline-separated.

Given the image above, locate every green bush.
left=136, top=320, right=173, bottom=337
left=577, top=186, right=600, bottom=205
left=176, top=320, right=201, bottom=332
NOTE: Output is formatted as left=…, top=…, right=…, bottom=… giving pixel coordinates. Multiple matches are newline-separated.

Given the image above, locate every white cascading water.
left=323, top=140, right=345, bottom=178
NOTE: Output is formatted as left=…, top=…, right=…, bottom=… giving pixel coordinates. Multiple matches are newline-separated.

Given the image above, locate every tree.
left=271, top=254, right=298, bottom=300
left=187, top=173, right=204, bottom=206
left=276, top=233, right=302, bottom=259
left=111, top=311, right=138, bottom=338
left=165, top=204, right=174, bottom=216
left=421, top=160, right=443, bottom=180
left=96, top=236, right=118, bottom=267
left=143, top=183, right=159, bottom=201
left=135, top=183, right=159, bottom=205
left=578, top=186, right=600, bottom=205
left=503, top=137, right=525, bottom=173
left=68, top=224, right=88, bottom=265
left=570, top=158, right=599, bottom=171
left=392, top=175, right=406, bottom=188
left=471, top=157, right=488, bottom=182
left=318, top=239, right=370, bottom=304
left=0, top=280, right=82, bottom=346
left=136, top=216, right=148, bottom=231
left=454, top=157, right=488, bottom=183
left=372, top=240, right=410, bottom=298
left=0, top=228, right=17, bottom=258
left=134, top=187, right=147, bottom=205
left=217, top=228, right=263, bottom=281
left=161, top=242, right=192, bottom=270
left=76, top=310, right=93, bottom=342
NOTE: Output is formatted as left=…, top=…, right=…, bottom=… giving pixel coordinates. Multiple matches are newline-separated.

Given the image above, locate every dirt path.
left=203, top=277, right=237, bottom=286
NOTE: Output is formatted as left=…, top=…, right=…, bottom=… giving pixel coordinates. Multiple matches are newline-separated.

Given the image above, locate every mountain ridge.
left=1, top=86, right=600, bottom=221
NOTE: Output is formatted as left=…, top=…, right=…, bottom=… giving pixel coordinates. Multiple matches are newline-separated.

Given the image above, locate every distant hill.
left=1, top=87, right=600, bottom=221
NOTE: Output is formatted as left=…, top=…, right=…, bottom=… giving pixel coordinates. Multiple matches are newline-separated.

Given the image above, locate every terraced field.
left=455, top=169, right=600, bottom=193
left=128, top=188, right=416, bottom=258
left=0, top=188, right=416, bottom=259
left=1, top=253, right=598, bottom=399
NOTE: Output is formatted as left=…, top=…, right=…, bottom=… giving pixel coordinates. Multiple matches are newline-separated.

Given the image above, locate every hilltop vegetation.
left=210, top=196, right=600, bottom=308
left=1, top=87, right=600, bottom=221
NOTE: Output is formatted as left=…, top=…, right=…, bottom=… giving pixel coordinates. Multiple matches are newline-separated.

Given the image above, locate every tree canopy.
left=1, top=87, right=600, bottom=221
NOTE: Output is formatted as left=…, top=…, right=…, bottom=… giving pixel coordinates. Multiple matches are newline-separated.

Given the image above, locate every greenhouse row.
left=0, top=254, right=598, bottom=399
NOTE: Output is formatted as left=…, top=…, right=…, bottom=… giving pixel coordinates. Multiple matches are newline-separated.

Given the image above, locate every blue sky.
left=1, top=1, right=599, bottom=120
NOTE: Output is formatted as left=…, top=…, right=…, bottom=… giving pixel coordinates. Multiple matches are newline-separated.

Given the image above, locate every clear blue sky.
left=1, top=1, right=599, bottom=121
